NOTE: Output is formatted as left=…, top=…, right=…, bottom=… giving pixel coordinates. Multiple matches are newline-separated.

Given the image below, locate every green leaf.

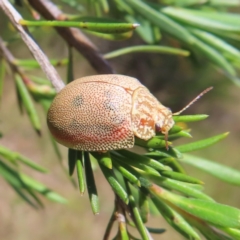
left=118, top=220, right=130, bottom=240
left=162, top=7, right=240, bottom=33
left=103, top=45, right=189, bottom=59
left=0, top=159, right=41, bottom=208
left=173, top=114, right=208, bottom=122
left=166, top=130, right=192, bottom=141
left=168, top=124, right=183, bottom=134
left=125, top=15, right=160, bottom=44
left=118, top=150, right=171, bottom=172
left=138, top=191, right=149, bottom=223
left=113, top=160, right=140, bottom=186
left=180, top=154, right=240, bottom=186
left=68, top=148, right=77, bottom=176
left=189, top=27, right=240, bottom=63
left=128, top=195, right=149, bottom=240
left=176, top=132, right=229, bottom=153
left=135, top=136, right=168, bottom=149
left=19, top=19, right=139, bottom=34
left=111, top=151, right=161, bottom=176
left=19, top=173, right=67, bottom=204
left=15, top=59, right=68, bottom=69
left=15, top=74, right=41, bottom=134
left=0, top=159, right=66, bottom=204
left=179, top=9, right=240, bottom=27
left=149, top=176, right=213, bottom=202
left=145, top=147, right=182, bottom=159
left=146, top=227, right=165, bottom=234
left=99, top=0, right=109, bottom=12
left=160, top=171, right=203, bottom=184
left=39, top=99, right=62, bottom=160
left=99, top=160, right=129, bottom=204
left=190, top=38, right=238, bottom=82
left=84, top=29, right=132, bottom=41
left=67, top=46, right=74, bottom=83
left=151, top=196, right=201, bottom=239
left=76, top=151, right=85, bottom=195
left=0, top=145, right=47, bottom=173
left=220, top=227, right=240, bottom=239
left=171, top=197, right=240, bottom=228
left=92, top=152, right=112, bottom=169
left=85, top=152, right=99, bottom=214
left=127, top=0, right=194, bottom=44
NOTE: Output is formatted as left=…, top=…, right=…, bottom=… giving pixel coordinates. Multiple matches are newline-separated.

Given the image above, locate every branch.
left=28, top=0, right=114, bottom=74
left=0, top=0, right=65, bottom=92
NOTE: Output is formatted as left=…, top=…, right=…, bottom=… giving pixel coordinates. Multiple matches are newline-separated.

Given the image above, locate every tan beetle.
left=47, top=74, right=212, bottom=151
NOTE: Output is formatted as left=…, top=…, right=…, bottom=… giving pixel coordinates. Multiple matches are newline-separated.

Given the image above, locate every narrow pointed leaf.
left=92, top=152, right=112, bottom=169
left=180, top=154, right=240, bottom=185
left=145, top=147, right=182, bottom=159
left=183, top=206, right=232, bottom=240
left=113, top=161, right=140, bottom=186
left=20, top=19, right=139, bottom=34
left=168, top=124, right=183, bottom=134
left=99, top=162, right=128, bottom=204
left=39, top=99, right=62, bottom=160
left=19, top=173, right=67, bottom=203
left=220, top=227, right=240, bottom=239
left=112, top=152, right=160, bottom=176
left=127, top=0, right=195, bottom=44
left=128, top=195, right=149, bottom=240
left=146, top=227, right=165, bottom=234
left=138, top=191, right=149, bottom=223
left=119, top=220, right=129, bottom=240
left=0, top=145, right=47, bottom=172
left=15, top=74, right=41, bottom=134
left=85, top=152, right=99, bottom=214
left=135, top=136, right=168, bottom=149
left=160, top=171, right=203, bottom=184
left=192, top=38, right=238, bottom=79
left=84, top=29, right=133, bottom=40
left=162, top=7, right=240, bottom=33
left=99, top=0, right=109, bottom=12
left=9, top=182, right=39, bottom=208
left=151, top=196, right=201, bottom=239
left=68, top=148, right=77, bottom=176
left=170, top=197, right=240, bottom=228
left=118, top=150, right=171, bottom=171
left=173, top=114, right=208, bottom=122
left=0, top=160, right=41, bottom=207
left=103, top=45, right=189, bottom=59
left=149, top=176, right=213, bottom=202
left=15, top=59, right=68, bottom=69
left=76, top=151, right=85, bottom=195
left=67, top=46, right=74, bottom=83
left=176, top=132, right=229, bottom=153
left=125, top=15, right=159, bottom=44
left=189, top=27, right=240, bottom=61
left=165, top=130, right=192, bottom=141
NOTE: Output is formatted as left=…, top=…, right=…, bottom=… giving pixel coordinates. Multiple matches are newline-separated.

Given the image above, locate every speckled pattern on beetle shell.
left=47, top=74, right=174, bottom=151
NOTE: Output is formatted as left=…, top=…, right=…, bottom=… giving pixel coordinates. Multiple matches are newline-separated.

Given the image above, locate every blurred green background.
left=1, top=1, right=240, bottom=239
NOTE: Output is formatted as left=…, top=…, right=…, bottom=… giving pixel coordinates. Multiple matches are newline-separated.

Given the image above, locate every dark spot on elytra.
left=73, top=95, right=84, bottom=107
left=104, top=100, right=117, bottom=111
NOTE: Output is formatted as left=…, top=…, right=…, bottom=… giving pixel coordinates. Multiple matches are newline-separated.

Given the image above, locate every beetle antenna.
left=173, top=86, right=213, bottom=116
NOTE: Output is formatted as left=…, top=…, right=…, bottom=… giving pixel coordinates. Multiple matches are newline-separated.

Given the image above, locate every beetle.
left=47, top=74, right=212, bottom=151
